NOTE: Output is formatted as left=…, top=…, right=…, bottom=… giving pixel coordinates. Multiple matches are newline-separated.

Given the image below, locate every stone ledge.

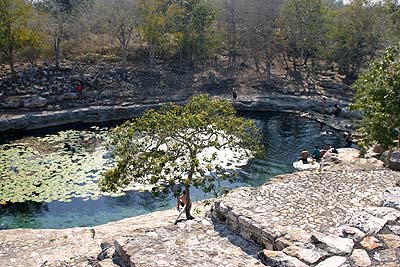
left=213, top=168, right=400, bottom=267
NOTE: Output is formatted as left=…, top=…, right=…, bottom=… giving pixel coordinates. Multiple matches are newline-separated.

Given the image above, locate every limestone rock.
left=23, top=95, right=47, bottom=108
left=364, top=207, right=400, bottom=222
left=360, top=236, right=384, bottom=251
left=274, top=229, right=312, bottom=250
left=372, top=248, right=399, bottom=263
left=388, top=225, right=400, bottom=235
left=334, top=225, right=366, bottom=243
left=345, top=211, right=387, bottom=234
left=315, top=256, right=349, bottom=267
left=382, top=150, right=400, bottom=171
left=350, top=249, right=371, bottom=267
left=258, top=250, right=309, bottom=267
left=311, top=232, right=354, bottom=255
left=98, top=258, right=119, bottom=267
left=383, top=188, right=400, bottom=210
left=283, top=243, right=326, bottom=264
left=378, top=234, right=400, bottom=249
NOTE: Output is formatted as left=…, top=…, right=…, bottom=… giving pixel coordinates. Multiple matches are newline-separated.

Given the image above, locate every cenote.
left=0, top=111, right=347, bottom=230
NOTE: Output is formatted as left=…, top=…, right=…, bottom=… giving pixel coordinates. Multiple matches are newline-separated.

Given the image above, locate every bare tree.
left=99, top=0, right=138, bottom=70
left=240, top=0, right=283, bottom=85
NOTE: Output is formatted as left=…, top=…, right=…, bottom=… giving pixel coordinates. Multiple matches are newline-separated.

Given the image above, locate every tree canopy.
left=100, top=94, right=264, bottom=219
left=353, top=43, right=400, bottom=150
left=0, top=0, right=39, bottom=76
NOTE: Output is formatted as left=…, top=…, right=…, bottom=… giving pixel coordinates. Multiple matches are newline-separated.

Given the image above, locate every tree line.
left=1, top=0, right=399, bottom=84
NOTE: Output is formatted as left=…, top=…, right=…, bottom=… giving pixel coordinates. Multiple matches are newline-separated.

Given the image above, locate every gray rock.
left=387, top=225, right=400, bottom=235
left=283, top=243, right=326, bottom=264
left=382, top=150, right=400, bottom=171
left=98, top=258, right=119, bottom=267
left=315, top=256, right=349, bottom=267
left=365, top=207, right=400, bottom=222
left=334, top=225, right=366, bottom=243
left=275, top=229, right=313, bottom=251
left=350, top=249, right=371, bottom=267
left=311, top=232, right=354, bottom=255
left=364, top=207, right=400, bottom=223
left=258, top=250, right=309, bottom=267
left=23, top=95, right=47, bottom=108
left=345, top=211, right=387, bottom=234
left=377, top=234, right=400, bottom=249
left=372, top=248, right=399, bottom=263
left=383, top=189, right=400, bottom=210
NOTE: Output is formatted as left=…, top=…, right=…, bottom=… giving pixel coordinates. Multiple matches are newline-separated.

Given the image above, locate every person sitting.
left=312, top=146, right=321, bottom=161
left=332, top=104, right=341, bottom=117
left=344, top=132, right=353, bottom=148
left=299, top=150, right=309, bottom=164
left=327, top=144, right=338, bottom=154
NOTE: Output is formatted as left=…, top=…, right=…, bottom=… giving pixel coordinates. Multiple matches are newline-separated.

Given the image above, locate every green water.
left=0, top=111, right=346, bottom=229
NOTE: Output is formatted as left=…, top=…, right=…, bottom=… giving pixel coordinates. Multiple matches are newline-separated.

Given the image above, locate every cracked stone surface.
left=0, top=207, right=262, bottom=267
left=215, top=168, right=400, bottom=234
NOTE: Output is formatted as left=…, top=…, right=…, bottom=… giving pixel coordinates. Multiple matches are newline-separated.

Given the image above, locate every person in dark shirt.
left=312, top=146, right=321, bottom=161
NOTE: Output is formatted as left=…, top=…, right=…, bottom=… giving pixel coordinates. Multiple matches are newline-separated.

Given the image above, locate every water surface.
left=0, top=111, right=346, bottom=229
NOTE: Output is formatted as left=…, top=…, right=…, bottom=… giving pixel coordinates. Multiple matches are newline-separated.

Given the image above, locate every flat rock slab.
left=114, top=218, right=262, bottom=267
left=216, top=169, right=400, bottom=235
left=0, top=208, right=262, bottom=267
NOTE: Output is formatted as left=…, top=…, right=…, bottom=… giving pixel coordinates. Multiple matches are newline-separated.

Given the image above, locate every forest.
left=1, top=0, right=400, bottom=87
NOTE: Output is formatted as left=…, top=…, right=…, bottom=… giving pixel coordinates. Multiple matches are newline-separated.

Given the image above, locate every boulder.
left=383, top=188, right=400, bottom=210
left=381, top=150, right=400, bottom=171
left=377, top=234, right=400, bottom=249
left=23, top=95, right=48, bottom=108
left=333, top=225, right=366, bottom=243
left=345, top=211, right=387, bottom=234
left=283, top=243, right=327, bottom=265
left=315, top=256, right=349, bottom=267
left=258, top=250, right=309, bottom=267
left=350, top=249, right=371, bottom=267
left=360, top=236, right=384, bottom=251
left=364, top=207, right=400, bottom=223
left=311, top=232, right=354, bottom=255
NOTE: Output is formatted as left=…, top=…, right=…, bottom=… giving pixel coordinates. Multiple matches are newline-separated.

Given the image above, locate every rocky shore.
left=0, top=149, right=399, bottom=267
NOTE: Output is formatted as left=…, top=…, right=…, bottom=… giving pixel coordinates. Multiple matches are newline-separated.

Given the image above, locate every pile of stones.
left=0, top=61, right=192, bottom=111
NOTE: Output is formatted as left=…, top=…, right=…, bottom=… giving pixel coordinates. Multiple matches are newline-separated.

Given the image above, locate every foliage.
left=353, top=43, right=400, bottom=149
left=325, top=0, right=380, bottom=82
left=0, top=0, right=40, bottom=75
left=99, top=94, right=264, bottom=217
left=278, top=0, right=327, bottom=70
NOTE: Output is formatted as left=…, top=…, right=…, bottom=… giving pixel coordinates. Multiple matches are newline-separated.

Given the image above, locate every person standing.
left=232, top=87, right=237, bottom=102
left=321, top=97, right=326, bottom=114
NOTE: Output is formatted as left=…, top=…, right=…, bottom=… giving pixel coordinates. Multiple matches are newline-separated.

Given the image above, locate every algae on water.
left=0, top=128, right=117, bottom=204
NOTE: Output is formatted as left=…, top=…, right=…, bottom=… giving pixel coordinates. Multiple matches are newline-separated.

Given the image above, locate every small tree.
left=0, top=0, right=39, bottom=77
left=100, top=94, right=264, bottom=219
left=100, top=0, right=138, bottom=70
left=353, top=43, right=400, bottom=164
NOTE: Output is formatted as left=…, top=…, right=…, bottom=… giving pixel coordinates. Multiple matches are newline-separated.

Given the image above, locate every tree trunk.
left=122, top=46, right=127, bottom=70
left=265, top=59, right=272, bottom=85
left=54, top=35, right=61, bottom=70
left=184, top=170, right=194, bottom=220
left=8, top=46, right=16, bottom=79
